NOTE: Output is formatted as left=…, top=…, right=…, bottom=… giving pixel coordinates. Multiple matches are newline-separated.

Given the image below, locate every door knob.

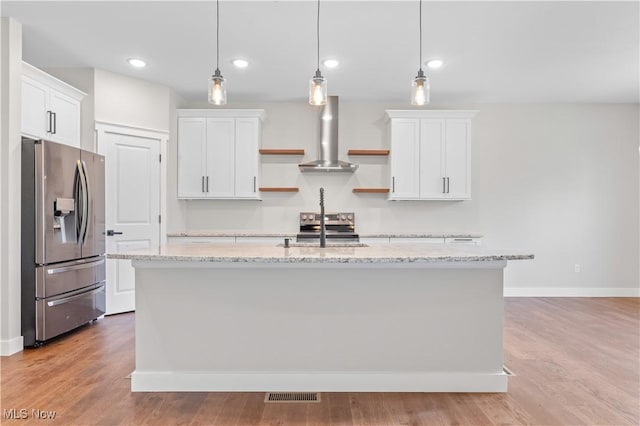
left=106, top=230, right=123, bottom=236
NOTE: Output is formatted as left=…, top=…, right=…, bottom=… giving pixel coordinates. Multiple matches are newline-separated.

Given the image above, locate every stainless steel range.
left=296, top=212, right=359, bottom=242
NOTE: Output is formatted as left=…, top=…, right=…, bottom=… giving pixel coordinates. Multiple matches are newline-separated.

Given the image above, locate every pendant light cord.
left=419, top=0, right=422, bottom=70
left=216, top=0, right=220, bottom=72
left=316, top=0, right=320, bottom=72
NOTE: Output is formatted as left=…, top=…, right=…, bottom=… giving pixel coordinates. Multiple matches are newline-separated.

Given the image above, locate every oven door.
left=35, top=283, right=105, bottom=342
left=296, top=232, right=360, bottom=242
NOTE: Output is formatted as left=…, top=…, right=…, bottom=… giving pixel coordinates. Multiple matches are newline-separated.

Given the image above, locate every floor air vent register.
left=264, top=392, right=321, bottom=403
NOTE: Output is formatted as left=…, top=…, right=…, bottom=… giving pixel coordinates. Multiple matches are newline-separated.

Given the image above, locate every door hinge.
left=158, top=215, right=161, bottom=224
left=159, top=154, right=162, bottom=162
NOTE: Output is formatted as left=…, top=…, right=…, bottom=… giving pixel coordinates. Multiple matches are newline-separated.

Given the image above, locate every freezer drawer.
left=36, top=256, right=105, bottom=298
left=35, top=283, right=105, bottom=342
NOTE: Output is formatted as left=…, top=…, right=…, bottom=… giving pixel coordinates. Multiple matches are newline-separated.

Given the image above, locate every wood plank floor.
left=1, top=298, right=638, bottom=425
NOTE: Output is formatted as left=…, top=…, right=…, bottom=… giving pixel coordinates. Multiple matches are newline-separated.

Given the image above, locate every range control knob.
left=347, top=214, right=353, bottom=220
left=301, top=214, right=307, bottom=220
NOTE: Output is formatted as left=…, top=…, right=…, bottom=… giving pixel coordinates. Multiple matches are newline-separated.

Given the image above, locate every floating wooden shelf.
left=348, top=149, right=390, bottom=156
left=352, top=188, right=390, bottom=194
left=259, top=187, right=299, bottom=192
left=259, top=149, right=305, bottom=155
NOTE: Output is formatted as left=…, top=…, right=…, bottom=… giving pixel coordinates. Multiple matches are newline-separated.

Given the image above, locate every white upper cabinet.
left=177, top=109, right=265, bottom=200
left=21, top=62, right=85, bottom=148
left=389, top=119, right=421, bottom=199
left=387, top=110, right=477, bottom=200
left=177, top=117, right=208, bottom=198
left=234, top=118, right=261, bottom=198
left=206, top=118, right=236, bottom=198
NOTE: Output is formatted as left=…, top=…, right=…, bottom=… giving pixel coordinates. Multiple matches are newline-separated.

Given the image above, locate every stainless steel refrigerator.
left=21, top=138, right=106, bottom=347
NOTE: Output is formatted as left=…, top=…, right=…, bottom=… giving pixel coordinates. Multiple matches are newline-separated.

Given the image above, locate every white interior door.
left=97, top=124, right=163, bottom=315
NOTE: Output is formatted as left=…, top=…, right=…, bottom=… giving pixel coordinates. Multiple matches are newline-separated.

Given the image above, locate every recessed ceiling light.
left=426, top=59, right=443, bottom=69
left=232, top=59, right=249, bottom=68
left=127, top=58, right=147, bottom=68
left=322, top=59, right=339, bottom=68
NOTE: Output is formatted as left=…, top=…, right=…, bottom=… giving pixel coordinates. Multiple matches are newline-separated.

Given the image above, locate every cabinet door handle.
left=51, top=112, right=57, bottom=134
left=253, top=176, right=256, bottom=192
left=46, top=110, right=52, bottom=133
left=442, top=177, right=446, bottom=194
left=206, top=176, right=209, bottom=192
left=447, top=177, right=450, bottom=194
left=392, top=177, right=395, bottom=192
left=201, top=176, right=205, bottom=192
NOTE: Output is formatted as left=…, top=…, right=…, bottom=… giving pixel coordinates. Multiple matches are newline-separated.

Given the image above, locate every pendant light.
left=411, top=0, right=430, bottom=106
left=208, top=0, right=227, bottom=105
left=309, top=0, right=327, bottom=106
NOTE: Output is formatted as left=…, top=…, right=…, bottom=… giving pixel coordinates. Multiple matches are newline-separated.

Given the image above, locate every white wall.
left=475, top=104, right=639, bottom=295
left=168, top=101, right=639, bottom=294
left=0, top=17, right=24, bottom=355
left=94, top=69, right=170, bottom=133
left=45, top=68, right=173, bottom=147
left=167, top=90, right=188, bottom=230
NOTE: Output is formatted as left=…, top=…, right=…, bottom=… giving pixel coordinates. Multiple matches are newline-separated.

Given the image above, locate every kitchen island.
left=109, top=243, right=533, bottom=393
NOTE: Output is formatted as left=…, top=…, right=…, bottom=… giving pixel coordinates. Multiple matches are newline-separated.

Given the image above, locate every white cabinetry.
left=235, top=236, right=284, bottom=245
left=177, top=109, right=265, bottom=199
left=22, top=62, right=85, bottom=148
left=445, top=237, right=483, bottom=245
left=168, top=236, right=236, bottom=244
left=389, top=237, right=445, bottom=244
left=166, top=235, right=482, bottom=245
left=387, top=110, right=477, bottom=200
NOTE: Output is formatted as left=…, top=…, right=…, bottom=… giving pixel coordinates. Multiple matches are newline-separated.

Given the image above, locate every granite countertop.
left=167, top=232, right=484, bottom=238
left=108, top=243, right=533, bottom=264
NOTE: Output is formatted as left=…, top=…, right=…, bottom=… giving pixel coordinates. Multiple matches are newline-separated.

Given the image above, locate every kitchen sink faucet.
left=320, top=188, right=326, bottom=248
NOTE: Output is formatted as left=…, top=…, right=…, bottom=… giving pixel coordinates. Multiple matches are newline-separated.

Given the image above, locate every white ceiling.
left=3, top=1, right=639, bottom=104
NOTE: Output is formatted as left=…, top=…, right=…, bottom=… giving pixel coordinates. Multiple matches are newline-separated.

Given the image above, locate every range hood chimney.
left=299, top=96, right=358, bottom=173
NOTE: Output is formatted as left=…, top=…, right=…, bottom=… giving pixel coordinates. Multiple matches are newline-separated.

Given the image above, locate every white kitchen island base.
left=129, top=258, right=511, bottom=393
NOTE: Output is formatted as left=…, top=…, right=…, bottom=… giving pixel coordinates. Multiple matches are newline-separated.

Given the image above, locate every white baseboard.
left=131, top=371, right=508, bottom=393
left=504, top=287, right=640, bottom=297
left=0, top=336, right=23, bottom=356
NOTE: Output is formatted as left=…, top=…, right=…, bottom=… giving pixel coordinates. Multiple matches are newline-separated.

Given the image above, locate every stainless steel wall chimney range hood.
left=299, top=96, right=358, bottom=173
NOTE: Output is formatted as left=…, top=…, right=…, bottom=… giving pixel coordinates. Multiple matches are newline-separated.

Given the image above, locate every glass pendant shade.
left=208, top=72, right=227, bottom=105
left=309, top=71, right=327, bottom=106
left=411, top=70, right=430, bottom=106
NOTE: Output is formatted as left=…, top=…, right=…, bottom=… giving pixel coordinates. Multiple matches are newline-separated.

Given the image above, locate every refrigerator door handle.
left=76, top=160, right=88, bottom=245
left=80, top=160, right=91, bottom=245
left=74, top=161, right=83, bottom=241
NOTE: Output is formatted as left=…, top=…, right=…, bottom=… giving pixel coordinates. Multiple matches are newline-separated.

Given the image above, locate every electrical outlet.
left=574, top=264, right=581, bottom=273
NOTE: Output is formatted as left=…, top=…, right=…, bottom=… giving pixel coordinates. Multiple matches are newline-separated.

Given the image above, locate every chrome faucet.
left=319, top=187, right=326, bottom=248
